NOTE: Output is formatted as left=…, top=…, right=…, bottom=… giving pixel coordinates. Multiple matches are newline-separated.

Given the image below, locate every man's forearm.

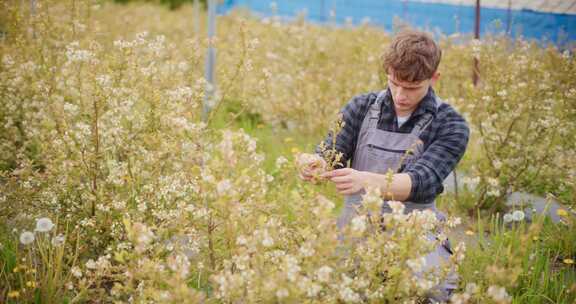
left=364, top=172, right=412, bottom=201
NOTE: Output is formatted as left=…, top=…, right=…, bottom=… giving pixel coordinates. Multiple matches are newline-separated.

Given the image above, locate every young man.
left=299, top=30, right=469, bottom=301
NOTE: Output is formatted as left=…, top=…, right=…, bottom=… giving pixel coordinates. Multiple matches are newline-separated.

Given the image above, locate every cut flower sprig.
left=295, top=113, right=345, bottom=183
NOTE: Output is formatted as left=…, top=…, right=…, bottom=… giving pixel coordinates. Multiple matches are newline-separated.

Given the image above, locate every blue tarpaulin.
left=218, top=0, right=576, bottom=45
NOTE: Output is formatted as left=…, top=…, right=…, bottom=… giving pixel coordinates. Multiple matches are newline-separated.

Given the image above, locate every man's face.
left=387, top=70, right=439, bottom=116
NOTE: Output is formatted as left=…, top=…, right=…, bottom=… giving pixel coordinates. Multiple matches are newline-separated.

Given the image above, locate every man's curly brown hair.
left=382, top=30, right=442, bottom=82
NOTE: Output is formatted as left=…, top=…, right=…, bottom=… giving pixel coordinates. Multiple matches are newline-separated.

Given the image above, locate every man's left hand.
left=321, top=168, right=373, bottom=195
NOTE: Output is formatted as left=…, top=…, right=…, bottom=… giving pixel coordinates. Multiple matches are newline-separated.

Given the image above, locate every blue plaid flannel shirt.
left=318, top=88, right=470, bottom=204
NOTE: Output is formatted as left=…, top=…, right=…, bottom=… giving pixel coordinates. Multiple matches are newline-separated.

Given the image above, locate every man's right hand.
left=295, top=153, right=327, bottom=182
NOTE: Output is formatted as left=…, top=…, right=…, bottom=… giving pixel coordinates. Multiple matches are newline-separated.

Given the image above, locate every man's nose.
left=395, top=87, right=407, bottom=100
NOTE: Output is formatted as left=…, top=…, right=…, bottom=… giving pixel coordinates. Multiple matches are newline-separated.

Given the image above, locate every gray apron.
left=336, top=90, right=458, bottom=302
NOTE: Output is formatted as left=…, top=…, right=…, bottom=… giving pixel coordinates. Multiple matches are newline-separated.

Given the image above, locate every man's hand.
left=322, top=168, right=372, bottom=195
left=323, top=169, right=413, bottom=200
left=295, top=153, right=327, bottom=183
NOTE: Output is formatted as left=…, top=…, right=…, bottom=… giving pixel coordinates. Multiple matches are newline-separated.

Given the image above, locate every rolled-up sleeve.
left=404, top=109, right=470, bottom=203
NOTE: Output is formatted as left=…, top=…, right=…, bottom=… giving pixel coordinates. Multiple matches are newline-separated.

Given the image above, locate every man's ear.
left=430, top=72, right=440, bottom=86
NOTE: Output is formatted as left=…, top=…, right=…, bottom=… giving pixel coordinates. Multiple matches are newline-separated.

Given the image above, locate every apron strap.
left=367, top=90, right=388, bottom=128
left=410, top=96, right=443, bottom=136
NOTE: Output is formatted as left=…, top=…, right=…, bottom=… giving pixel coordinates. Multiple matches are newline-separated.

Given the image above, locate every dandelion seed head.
left=511, top=210, right=525, bottom=222
left=35, top=217, right=55, bottom=232
left=19, top=231, right=35, bottom=245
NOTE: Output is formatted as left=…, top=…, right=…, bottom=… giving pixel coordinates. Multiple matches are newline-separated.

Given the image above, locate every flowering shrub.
left=456, top=38, right=576, bottom=212
left=212, top=188, right=466, bottom=303
left=0, top=1, right=574, bottom=303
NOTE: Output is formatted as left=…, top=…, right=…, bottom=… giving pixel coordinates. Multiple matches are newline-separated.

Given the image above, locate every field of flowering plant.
left=0, top=1, right=575, bottom=303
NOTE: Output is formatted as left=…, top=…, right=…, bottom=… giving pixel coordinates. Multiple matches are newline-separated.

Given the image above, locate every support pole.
left=203, top=0, right=217, bottom=122
left=473, top=0, right=480, bottom=86
left=506, top=0, right=512, bottom=35
left=30, top=0, right=36, bottom=38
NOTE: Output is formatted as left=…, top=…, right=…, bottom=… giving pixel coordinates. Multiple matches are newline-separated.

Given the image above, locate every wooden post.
left=473, top=0, right=480, bottom=86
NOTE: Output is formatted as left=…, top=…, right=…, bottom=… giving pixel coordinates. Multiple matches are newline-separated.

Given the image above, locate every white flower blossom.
left=276, top=288, right=289, bottom=299
left=511, top=210, right=525, bottom=221
left=261, top=231, right=274, bottom=248
left=63, top=102, right=79, bottom=115
left=450, top=292, right=471, bottom=304
left=415, top=278, right=435, bottom=291
left=446, top=216, right=462, bottom=228
left=462, top=176, right=480, bottom=188
left=298, top=243, right=315, bottom=257
left=487, top=188, right=501, bottom=197
left=2, top=55, right=14, bottom=67
left=65, top=42, right=94, bottom=63
left=471, top=39, right=482, bottom=58
left=19, top=231, right=35, bottom=245
left=465, top=282, right=479, bottom=294
left=497, top=89, right=508, bottom=98
left=167, top=253, right=191, bottom=278
left=35, top=217, right=55, bottom=232
left=71, top=266, right=83, bottom=278
left=132, top=223, right=155, bottom=253
left=51, top=234, right=66, bottom=246
left=339, top=286, right=360, bottom=303
left=306, top=282, right=322, bottom=297
left=236, top=235, right=248, bottom=246
left=284, top=255, right=301, bottom=282
left=406, top=256, right=426, bottom=273
left=350, top=216, right=366, bottom=234
left=387, top=200, right=405, bottom=214
left=167, top=86, right=194, bottom=101
left=85, top=259, right=97, bottom=270
left=487, top=177, right=499, bottom=187
left=487, top=285, right=511, bottom=303
left=493, top=159, right=503, bottom=169
left=96, top=74, right=112, bottom=87
left=316, top=266, right=333, bottom=283
left=216, top=179, right=232, bottom=195
left=275, top=156, right=288, bottom=169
